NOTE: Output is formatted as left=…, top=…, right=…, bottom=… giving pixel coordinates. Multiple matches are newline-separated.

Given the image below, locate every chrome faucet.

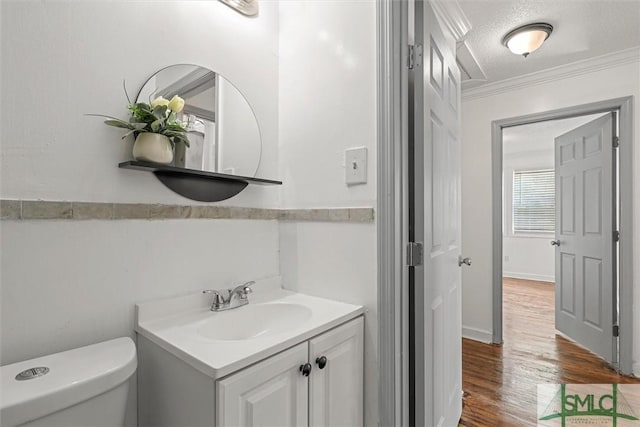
left=203, top=281, right=255, bottom=312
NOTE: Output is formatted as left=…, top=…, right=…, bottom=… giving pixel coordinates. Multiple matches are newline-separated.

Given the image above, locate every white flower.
left=150, top=96, right=170, bottom=109
left=168, top=95, right=185, bottom=113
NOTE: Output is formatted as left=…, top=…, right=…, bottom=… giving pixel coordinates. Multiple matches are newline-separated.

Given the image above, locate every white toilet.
left=1, top=337, right=137, bottom=427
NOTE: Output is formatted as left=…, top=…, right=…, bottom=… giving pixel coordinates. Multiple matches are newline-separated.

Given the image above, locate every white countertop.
left=135, top=284, right=364, bottom=379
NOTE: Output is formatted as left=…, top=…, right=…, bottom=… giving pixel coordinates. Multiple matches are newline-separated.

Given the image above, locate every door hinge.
left=614, top=230, right=620, bottom=242
left=407, top=242, right=424, bottom=267
left=613, top=324, right=619, bottom=337
left=613, top=136, right=620, bottom=148
left=407, top=44, right=423, bottom=69
left=408, top=45, right=415, bottom=69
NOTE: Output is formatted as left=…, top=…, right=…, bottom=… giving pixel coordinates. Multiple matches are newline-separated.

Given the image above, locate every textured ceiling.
left=457, top=0, right=640, bottom=89
left=503, top=113, right=606, bottom=155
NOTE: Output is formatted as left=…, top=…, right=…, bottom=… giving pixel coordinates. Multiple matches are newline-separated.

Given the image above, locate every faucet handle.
left=243, top=281, right=255, bottom=293
left=202, top=289, right=225, bottom=308
left=239, top=281, right=255, bottom=299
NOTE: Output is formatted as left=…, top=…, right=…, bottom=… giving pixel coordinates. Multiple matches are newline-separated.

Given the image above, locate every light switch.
left=345, top=147, right=367, bottom=185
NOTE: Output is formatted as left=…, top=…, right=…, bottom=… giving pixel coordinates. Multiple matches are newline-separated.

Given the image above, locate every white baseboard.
left=503, top=271, right=554, bottom=283
left=462, top=326, right=493, bottom=343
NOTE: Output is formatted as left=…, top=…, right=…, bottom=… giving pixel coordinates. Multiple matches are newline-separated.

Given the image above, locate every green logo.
left=539, top=384, right=639, bottom=426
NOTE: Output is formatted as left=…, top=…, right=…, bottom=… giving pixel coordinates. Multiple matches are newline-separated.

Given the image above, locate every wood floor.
left=459, top=277, right=640, bottom=426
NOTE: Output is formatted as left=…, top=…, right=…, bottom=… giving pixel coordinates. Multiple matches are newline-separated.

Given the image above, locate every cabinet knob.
left=299, top=363, right=312, bottom=377
left=315, top=356, right=327, bottom=369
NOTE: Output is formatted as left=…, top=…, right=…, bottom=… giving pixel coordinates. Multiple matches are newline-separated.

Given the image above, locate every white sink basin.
left=195, top=303, right=312, bottom=341
left=135, top=283, right=364, bottom=379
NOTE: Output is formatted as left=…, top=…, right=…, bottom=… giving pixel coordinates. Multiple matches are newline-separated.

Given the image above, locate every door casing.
left=490, top=97, right=634, bottom=375
left=376, top=0, right=409, bottom=425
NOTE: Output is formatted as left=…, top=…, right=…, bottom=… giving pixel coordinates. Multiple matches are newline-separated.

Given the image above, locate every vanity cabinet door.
left=216, top=342, right=309, bottom=427
left=309, top=317, right=364, bottom=427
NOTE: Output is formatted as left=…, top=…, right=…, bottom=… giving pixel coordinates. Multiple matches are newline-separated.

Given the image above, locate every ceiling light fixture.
left=502, top=23, right=553, bottom=58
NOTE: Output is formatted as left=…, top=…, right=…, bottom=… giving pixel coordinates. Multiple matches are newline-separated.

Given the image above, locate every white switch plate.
left=345, top=147, right=367, bottom=185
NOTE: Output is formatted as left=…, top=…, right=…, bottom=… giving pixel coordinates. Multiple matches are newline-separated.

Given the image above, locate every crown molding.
left=462, top=47, right=640, bottom=101
left=431, top=0, right=471, bottom=42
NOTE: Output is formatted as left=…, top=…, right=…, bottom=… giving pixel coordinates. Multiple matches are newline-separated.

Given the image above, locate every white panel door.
left=217, top=342, right=309, bottom=427
left=412, top=1, right=462, bottom=426
left=309, top=317, right=364, bottom=427
left=554, top=112, right=616, bottom=363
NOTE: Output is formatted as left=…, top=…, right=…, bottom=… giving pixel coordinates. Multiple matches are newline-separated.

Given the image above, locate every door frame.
left=377, top=1, right=470, bottom=424
left=376, top=0, right=409, bottom=425
left=490, top=96, right=634, bottom=375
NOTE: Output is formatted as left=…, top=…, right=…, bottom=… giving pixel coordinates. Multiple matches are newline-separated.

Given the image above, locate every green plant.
left=89, top=90, right=190, bottom=147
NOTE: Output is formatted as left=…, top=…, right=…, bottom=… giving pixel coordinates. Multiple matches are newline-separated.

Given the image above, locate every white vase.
left=132, top=133, right=174, bottom=164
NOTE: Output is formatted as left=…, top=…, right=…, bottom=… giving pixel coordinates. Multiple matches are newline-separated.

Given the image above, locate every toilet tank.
left=1, top=337, right=137, bottom=427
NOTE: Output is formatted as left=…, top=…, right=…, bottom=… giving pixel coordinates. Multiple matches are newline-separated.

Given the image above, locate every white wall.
left=0, top=0, right=280, bottom=207
left=503, top=150, right=555, bottom=282
left=461, top=55, right=640, bottom=375
left=278, top=1, right=377, bottom=210
left=277, top=1, right=378, bottom=425
left=1, top=1, right=281, bottom=425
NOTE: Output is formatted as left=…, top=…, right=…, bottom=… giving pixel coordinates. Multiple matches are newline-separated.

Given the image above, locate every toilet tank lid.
left=1, top=337, right=136, bottom=426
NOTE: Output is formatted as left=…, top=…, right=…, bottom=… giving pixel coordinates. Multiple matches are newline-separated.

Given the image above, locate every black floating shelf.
left=119, top=161, right=282, bottom=202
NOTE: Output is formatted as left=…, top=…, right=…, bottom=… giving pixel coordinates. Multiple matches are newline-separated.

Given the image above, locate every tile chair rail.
left=0, top=200, right=374, bottom=223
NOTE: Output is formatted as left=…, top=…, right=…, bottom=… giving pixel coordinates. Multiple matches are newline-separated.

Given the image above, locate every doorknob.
left=550, top=240, right=561, bottom=246
left=458, top=256, right=472, bottom=267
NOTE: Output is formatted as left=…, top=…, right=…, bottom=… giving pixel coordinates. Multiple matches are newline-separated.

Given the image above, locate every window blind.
left=512, top=169, right=555, bottom=233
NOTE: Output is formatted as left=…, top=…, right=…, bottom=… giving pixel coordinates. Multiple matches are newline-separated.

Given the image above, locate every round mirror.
left=137, top=64, right=262, bottom=178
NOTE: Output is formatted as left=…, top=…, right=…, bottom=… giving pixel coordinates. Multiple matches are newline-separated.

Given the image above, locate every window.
left=512, top=169, right=555, bottom=233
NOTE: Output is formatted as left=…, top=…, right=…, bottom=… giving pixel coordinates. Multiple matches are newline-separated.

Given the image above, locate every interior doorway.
left=501, top=113, right=608, bottom=349
left=491, top=97, right=634, bottom=375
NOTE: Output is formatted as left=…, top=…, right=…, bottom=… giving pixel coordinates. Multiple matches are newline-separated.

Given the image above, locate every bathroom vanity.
left=135, top=281, right=364, bottom=427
